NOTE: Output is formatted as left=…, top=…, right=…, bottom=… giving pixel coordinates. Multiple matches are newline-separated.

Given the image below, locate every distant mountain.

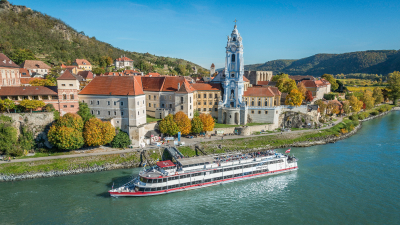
left=245, top=50, right=400, bottom=76
left=0, top=0, right=205, bottom=73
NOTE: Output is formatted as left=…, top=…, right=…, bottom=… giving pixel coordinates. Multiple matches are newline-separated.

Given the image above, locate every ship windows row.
left=138, top=169, right=271, bottom=192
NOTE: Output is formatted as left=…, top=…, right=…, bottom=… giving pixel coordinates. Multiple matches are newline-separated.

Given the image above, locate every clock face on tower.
left=230, top=45, right=237, bottom=52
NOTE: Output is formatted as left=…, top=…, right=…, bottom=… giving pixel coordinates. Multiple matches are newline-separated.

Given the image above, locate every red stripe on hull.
left=109, top=166, right=298, bottom=197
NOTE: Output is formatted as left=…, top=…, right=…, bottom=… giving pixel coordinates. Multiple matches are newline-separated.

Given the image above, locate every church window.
left=231, top=73, right=235, bottom=78
left=230, top=90, right=234, bottom=98
left=231, top=54, right=235, bottom=62
left=258, top=101, right=261, bottom=106
left=233, top=37, right=236, bottom=41
left=251, top=101, right=254, bottom=106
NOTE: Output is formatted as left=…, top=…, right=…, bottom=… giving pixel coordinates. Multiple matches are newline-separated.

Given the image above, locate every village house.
left=191, top=83, right=222, bottom=118
left=114, top=56, right=134, bottom=70
left=72, top=59, right=92, bottom=71
left=21, top=60, right=51, bottom=77
left=78, top=76, right=146, bottom=146
left=301, top=79, right=331, bottom=100
left=0, top=53, right=20, bottom=86
left=61, top=64, right=79, bottom=74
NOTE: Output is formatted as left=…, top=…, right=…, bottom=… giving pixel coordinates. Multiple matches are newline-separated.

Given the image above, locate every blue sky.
left=10, top=0, right=400, bottom=68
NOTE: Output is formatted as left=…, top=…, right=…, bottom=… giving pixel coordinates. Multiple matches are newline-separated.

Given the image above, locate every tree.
left=9, top=48, right=37, bottom=65
left=305, top=90, right=314, bottom=102
left=47, top=66, right=62, bottom=83
left=48, top=126, right=84, bottom=150
left=321, top=74, right=339, bottom=91
left=159, top=114, right=179, bottom=136
left=297, top=82, right=307, bottom=97
left=19, top=99, right=45, bottom=113
left=0, top=99, right=16, bottom=113
left=29, top=79, right=56, bottom=86
left=315, top=100, right=327, bottom=116
left=92, top=67, right=105, bottom=75
left=176, top=64, right=187, bottom=75
left=285, top=89, right=304, bottom=106
left=110, top=129, right=131, bottom=148
left=360, top=90, right=375, bottom=110
left=83, top=118, right=115, bottom=146
left=44, top=103, right=55, bottom=112
left=272, top=73, right=289, bottom=82
left=276, top=77, right=297, bottom=93
left=349, top=95, right=363, bottom=113
left=387, top=71, right=400, bottom=104
left=77, top=102, right=95, bottom=122
left=326, top=102, right=339, bottom=115
left=57, top=113, right=84, bottom=131
left=191, top=116, right=203, bottom=134
left=0, top=119, right=18, bottom=155
left=199, top=114, right=214, bottom=132
left=342, top=101, right=351, bottom=114
left=372, top=87, right=384, bottom=105
left=173, top=111, right=191, bottom=135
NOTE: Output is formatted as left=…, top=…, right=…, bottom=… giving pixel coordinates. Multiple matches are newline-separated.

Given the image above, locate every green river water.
left=0, top=111, right=399, bottom=224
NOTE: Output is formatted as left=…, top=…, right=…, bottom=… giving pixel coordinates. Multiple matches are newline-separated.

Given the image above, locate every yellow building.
left=72, top=59, right=92, bottom=71
left=243, top=86, right=281, bottom=107
left=192, top=83, right=222, bottom=118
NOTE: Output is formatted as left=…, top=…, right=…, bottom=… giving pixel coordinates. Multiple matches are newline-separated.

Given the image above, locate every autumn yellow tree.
left=372, top=87, right=384, bottom=105
left=360, top=90, right=375, bottom=110
left=349, top=95, right=363, bottom=113
left=173, top=111, right=191, bottom=135
left=285, top=89, right=304, bottom=106
left=276, top=78, right=297, bottom=93
left=159, top=114, right=179, bottom=136
left=199, top=113, right=215, bottom=132
left=57, top=113, right=84, bottom=131
left=19, top=100, right=45, bottom=113
left=297, top=82, right=307, bottom=97
left=326, top=102, right=340, bottom=115
left=83, top=118, right=116, bottom=146
left=29, top=79, right=56, bottom=86
left=48, top=126, right=84, bottom=150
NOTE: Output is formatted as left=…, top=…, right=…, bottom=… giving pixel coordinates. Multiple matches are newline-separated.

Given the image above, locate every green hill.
left=245, top=50, right=400, bottom=76
left=0, top=1, right=206, bottom=75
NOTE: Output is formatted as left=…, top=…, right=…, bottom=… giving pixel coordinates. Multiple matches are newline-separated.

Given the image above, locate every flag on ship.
left=285, top=149, right=291, bottom=153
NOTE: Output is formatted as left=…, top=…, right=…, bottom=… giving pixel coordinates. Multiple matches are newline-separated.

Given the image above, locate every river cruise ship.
left=109, top=147, right=298, bottom=197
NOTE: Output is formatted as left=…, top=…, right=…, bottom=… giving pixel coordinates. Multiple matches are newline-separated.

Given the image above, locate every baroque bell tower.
left=218, top=22, right=248, bottom=125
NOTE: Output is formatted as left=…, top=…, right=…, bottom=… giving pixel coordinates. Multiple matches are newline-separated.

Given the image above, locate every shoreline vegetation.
left=0, top=105, right=395, bottom=182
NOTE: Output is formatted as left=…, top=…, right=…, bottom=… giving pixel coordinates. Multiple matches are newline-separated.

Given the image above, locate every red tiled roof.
left=115, top=56, right=133, bottom=62
left=74, top=59, right=91, bottom=66
left=79, top=76, right=144, bottom=96
left=77, top=71, right=94, bottom=80
left=147, top=72, right=161, bottom=76
left=257, top=81, right=269, bottom=85
left=20, top=77, right=43, bottom=85
left=243, top=76, right=250, bottom=82
left=268, top=86, right=281, bottom=96
left=244, top=86, right=278, bottom=97
left=57, top=70, right=78, bottom=80
left=19, top=68, right=30, bottom=78
left=0, top=86, right=57, bottom=96
left=0, top=53, right=20, bottom=68
left=124, top=70, right=141, bottom=75
left=191, top=83, right=222, bottom=91
left=176, top=80, right=195, bottom=93
left=162, top=77, right=187, bottom=92
left=141, top=77, right=165, bottom=92
left=301, top=80, right=317, bottom=88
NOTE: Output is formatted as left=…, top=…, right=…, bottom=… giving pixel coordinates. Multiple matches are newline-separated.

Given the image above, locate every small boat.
left=109, top=147, right=298, bottom=197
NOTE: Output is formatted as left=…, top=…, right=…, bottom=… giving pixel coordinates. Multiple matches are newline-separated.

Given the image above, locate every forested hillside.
left=245, top=50, right=400, bottom=76
left=0, top=1, right=206, bottom=75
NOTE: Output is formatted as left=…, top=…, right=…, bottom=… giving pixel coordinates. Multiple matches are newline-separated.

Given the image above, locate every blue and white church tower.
left=217, top=24, right=248, bottom=125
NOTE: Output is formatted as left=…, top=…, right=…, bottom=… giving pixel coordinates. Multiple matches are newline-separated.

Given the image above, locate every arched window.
left=258, top=101, right=261, bottom=106
left=231, top=54, right=235, bottom=62
left=233, top=37, right=236, bottom=41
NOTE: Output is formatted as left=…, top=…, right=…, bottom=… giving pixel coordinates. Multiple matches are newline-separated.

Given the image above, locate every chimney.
left=178, top=83, right=180, bottom=90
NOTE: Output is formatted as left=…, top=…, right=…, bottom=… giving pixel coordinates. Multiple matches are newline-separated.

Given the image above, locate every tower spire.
left=234, top=19, right=237, bottom=28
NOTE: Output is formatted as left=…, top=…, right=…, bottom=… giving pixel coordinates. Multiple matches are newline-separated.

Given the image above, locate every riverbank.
left=0, top=106, right=395, bottom=182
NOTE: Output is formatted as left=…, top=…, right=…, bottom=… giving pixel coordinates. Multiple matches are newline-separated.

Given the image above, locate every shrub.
left=349, top=114, right=358, bottom=121
left=110, top=129, right=131, bottom=148
left=44, top=103, right=55, bottom=112
left=370, top=110, right=379, bottom=116
left=47, top=126, right=84, bottom=150
left=0, top=123, right=18, bottom=155
left=57, top=113, right=84, bottom=131
left=83, top=118, right=116, bottom=146
left=19, top=126, right=35, bottom=151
